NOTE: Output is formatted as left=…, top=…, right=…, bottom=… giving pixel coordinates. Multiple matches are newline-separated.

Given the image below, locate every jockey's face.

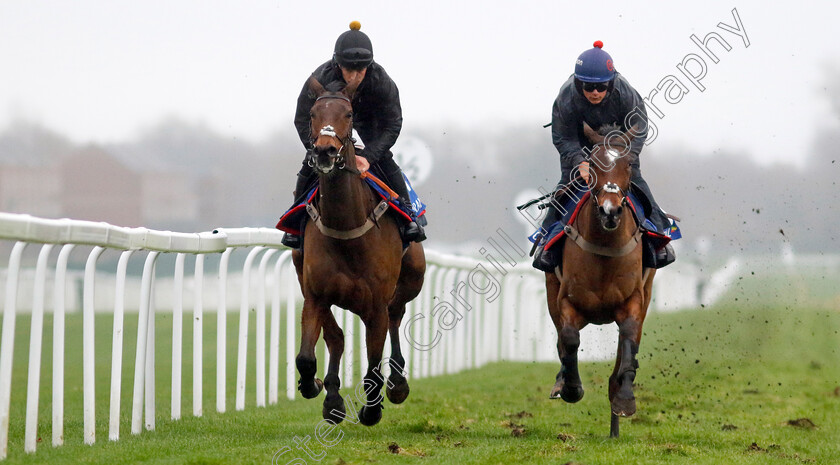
left=340, top=66, right=367, bottom=86
left=582, top=86, right=607, bottom=105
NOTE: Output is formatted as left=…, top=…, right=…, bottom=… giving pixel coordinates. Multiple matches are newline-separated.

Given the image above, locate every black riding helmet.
left=334, top=21, right=373, bottom=70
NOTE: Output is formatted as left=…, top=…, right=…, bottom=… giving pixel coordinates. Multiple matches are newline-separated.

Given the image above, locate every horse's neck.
left=579, top=198, right=636, bottom=246
left=317, top=172, right=370, bottom=229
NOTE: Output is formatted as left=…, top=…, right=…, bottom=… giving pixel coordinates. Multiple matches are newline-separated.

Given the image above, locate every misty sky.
left=1, top=0, right=838, bottom=167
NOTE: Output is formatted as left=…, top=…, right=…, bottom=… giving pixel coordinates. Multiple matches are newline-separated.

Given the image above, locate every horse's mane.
left=596, top=123, right=622, bottom=137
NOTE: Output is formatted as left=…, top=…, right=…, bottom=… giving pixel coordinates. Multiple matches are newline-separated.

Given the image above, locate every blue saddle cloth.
left=529, top=183, right=679, bottom=256
left=275, top=172, right=427, bottom=236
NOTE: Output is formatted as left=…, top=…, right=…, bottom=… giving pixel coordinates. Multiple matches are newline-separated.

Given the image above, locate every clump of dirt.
left=506, top=410, right=533, bottom=419
left=556, top=433, right=575, bottom=442
left=747, top=442, right=780, bottom=452
left=721, top=424, right=738, bottom=431
left=387, top=442, right=426, bottom=457
left=787, top=418, right=817, bottom=429
left=500, top=419, right=526, bottom=437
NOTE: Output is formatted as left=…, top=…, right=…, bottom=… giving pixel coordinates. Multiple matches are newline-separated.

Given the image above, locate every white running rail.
left=0, top=212, right=564, bottom=461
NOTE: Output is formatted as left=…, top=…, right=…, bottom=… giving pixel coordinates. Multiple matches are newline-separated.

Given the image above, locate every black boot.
left=283, top=166, right=317, bottom=249
left=400, top=197, right=426, bottom=242
left=377, top=157, right=426, bottom=243
left=655, top=243, right=676, bottom=268
left=532, top=246, right=557, bottom=272
left=282, top=233, right=301, bottom=249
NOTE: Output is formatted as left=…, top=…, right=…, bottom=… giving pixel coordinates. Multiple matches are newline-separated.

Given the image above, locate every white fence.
left=0, top=212, right=574, bottom=461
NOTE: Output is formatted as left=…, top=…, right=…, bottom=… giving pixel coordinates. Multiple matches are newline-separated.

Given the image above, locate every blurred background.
left=1, top=1, right=838, bottom=294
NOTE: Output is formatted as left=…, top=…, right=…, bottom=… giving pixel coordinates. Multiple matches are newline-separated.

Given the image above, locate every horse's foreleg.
left=549, top=298, right=586, bottom=403
left=320, top=308, right=346, bottom=423
left=609, top=318, right=643, bottom=418
left=385, top=246, right=424, bottom=404
left=359, top=310, right=389, bottom=426
left=385, top=303, right=409, bottom=404
left=296, top=299, right=324, bottom=399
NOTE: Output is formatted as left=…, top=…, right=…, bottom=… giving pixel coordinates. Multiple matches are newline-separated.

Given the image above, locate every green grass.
left=1, top=302, right=839, bottom=464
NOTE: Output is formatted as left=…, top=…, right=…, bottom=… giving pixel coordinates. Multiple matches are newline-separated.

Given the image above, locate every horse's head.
left=582, top=123, right=636, bottom=232
left=306, top=76, right=361, bottom=175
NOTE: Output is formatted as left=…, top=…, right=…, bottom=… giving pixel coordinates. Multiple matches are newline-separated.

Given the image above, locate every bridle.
left=306, top=94, right=360, bottom=175
left=303, top=93, right=388, bottom=240
left=562, top=157, right=641, bottom=259
left=591, top=181, right=628, bottom=213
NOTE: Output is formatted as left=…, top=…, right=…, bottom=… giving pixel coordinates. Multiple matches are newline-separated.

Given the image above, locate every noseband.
left=591, top=182, right=628, bottom=213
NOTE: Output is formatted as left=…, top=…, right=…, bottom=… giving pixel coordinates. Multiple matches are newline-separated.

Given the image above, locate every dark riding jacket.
left=294, top=60, right=402, bottom=165
left=551, top=72, right=649, bottom=180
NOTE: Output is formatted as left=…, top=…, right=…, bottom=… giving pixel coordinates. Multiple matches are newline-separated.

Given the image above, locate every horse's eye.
left=346, top=112, right=353, bottom=119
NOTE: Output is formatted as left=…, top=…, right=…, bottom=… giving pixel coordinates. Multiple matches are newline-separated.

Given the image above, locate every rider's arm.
left=294, top=76, right=317, bottom=151
left=551, top=89, right=586, bottom=169
left=360, top=71, right=403, bottom=164
left=616, top=76, right=649, bottom=157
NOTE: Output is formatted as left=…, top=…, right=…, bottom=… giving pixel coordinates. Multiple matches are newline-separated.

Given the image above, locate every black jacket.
left=294, top=60, right=402, bottom=164
left=551, top=72, right=648, bottom=175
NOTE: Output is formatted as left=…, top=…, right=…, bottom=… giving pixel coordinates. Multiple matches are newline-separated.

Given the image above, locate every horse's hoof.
left=550, top=382, right=584, bottom=403
left=386, top=376, right=410, bottom=404
left=298, top=378, right=324, bottom=399
left=322, top=394, right=346, bottom=424
left=359, top=404, right=383, bottom=426
left=611, top=395, right=636, bottom=417
left=561, top=383, right=585, bottom=403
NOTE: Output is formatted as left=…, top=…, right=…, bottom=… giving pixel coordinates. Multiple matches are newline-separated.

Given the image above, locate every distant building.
left=141, top=171, right=199, bottom=229
left=59, top=145, right=143, bottom=226
left=0, top=164, right=62, bottom=217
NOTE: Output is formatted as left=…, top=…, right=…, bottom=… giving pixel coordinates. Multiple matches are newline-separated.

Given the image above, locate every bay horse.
left=291, top=76, right=425, bottom=426
left=545, top=123, right=655, bottom=438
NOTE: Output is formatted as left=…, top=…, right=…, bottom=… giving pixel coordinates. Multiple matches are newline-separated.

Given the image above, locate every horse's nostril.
left=314, top=146, right=337, bottom=158
left=615, top=206, right=623, bottom=216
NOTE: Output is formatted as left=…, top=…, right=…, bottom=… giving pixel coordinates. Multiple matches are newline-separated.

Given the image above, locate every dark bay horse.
left=292, top=76, right=425, bottom=426
left=545, top=124, right=655, bottom=438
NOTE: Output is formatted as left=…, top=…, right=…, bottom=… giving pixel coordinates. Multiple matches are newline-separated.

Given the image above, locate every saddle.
left=529, top=182, right=678, bottom=272
left=275, top=172, right=427, bottom=245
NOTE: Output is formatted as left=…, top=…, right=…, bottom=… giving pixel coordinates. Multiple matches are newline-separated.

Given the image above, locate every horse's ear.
left=623, top=124, right=639, bottom=143
left=307, top=75, right=326, bottom=99
left=582, top=122, right=604, bottom=145
left=342, top=78, right=361, bottom=100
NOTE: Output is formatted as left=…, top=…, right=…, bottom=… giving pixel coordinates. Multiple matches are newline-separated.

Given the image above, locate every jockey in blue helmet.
left=534, top=41, right=675, bottom=270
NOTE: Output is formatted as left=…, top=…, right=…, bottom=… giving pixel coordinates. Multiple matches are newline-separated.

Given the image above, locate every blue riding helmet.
left=574, top=40, right=615, bottom=83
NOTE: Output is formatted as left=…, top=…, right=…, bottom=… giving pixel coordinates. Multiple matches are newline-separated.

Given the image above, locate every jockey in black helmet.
left=536, top=41, right=674, bottom=269
left=282, top=21, right=425, bottom=248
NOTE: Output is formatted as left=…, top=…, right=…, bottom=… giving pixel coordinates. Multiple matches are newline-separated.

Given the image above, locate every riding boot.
left=655, top=243, right=676, bottom=268
left=379, top=159, right=425, bottom=243
left=282, top=163, right=317, bottom=249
